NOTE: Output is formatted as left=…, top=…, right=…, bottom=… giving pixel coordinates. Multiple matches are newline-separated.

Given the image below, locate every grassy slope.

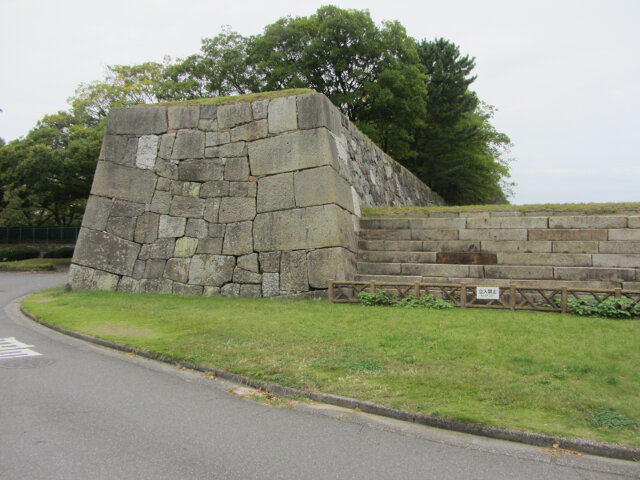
left=23, top=289, right=640, bottom=447
left=140, top=88, right=316, bottom=107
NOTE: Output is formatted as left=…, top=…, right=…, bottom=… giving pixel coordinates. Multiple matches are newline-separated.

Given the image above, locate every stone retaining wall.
left=69, top=92, right=439, bottom=296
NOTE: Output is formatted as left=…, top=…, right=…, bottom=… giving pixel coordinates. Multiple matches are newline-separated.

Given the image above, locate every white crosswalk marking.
left=0, top=337, right=42, bottom=359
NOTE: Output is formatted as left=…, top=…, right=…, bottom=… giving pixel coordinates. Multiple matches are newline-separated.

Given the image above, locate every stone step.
left=356, top=251, right=437, bottom=263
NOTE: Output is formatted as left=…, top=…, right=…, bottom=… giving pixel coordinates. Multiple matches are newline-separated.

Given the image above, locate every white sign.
left=476, top=287, right=500, bottom=300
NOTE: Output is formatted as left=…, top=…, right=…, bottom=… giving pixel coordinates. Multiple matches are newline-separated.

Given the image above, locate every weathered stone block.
left=268, top=96, right=298, bottom=133
left=592, top=254, right=640, bottom=268
left=401, top=263, right=471, bottom=278
left=360, top=219, right=410, bottom=230
left=410, top=229, right=459, bottom=241
left=200, top=105, right=217, bottom=120
left=178, top=159, right=224, bottom=182
left=609, top=229, right=640, bottom=241
left=67, top=264, right=94, bottom=290
left=230, top=120, right=268, bottom=142
left=100, top=135, right=137, bottom=166
left=203, top=286, right=221, bottom=296
left=549, top=216, right=627, bottom=229
left=139, top=278, right=173, bottom=294
left=158, top=215, right=186, bottom=238
left=297, top=93, right=341, bottom=135
left=138, top=238, right=175, bottom=260
left=73, top=228, right=140, bottom=276
left=262, top=273, right=279, bottom=296
left=218, top=103, right=252, bottom=129
left=248, top=129, right=338, bottom=176
left=308, top=247, right=355, bottom=288
left=218, top=197, right=256, bottom=223
left=92, top=269, right=120, bottom=292
left=174, top=237, right=199, bottom=257
left=185, top=218, right=208, bottom=239
left=156, top=177, right=171, bottom=191
left=484, top=265, right=554, bottom=280
left=205, top=131, right=230, bottom=147
left=173, top=283, right=203, bottom=296
left=200, top=181, right=230, bottom=198
left=136, top=135, right=159, bottom=170
left=259, top=252, right=280, bottom=273
left=529, top=229, right=607, bottom=241
left=358, top=251, right=436, bottom=264
left=196, top=238, right=223, bottom=255
left=168, top=106, right=199, bottom=129
left=224, top=157, right=250, bottom=181
left=132, top=260, right=146, bottom=279
left=294, top=166, right=354, bottom=212
left=144, top=259, right=166, bottom=279
left=172, top=129, right=205, bottom=160
left=164, top=258, right=190, bottom=283
left=106, top=107, right=167, bottom=135
left=203, top=198, right=221, bottom=223
left=422, top=240, right=481, bottom=253
left=229, top=181, right=257, bottom=197
left=155, top=158, right=178, bottom=179
left=252, top=100, right=269, bottom=120
left=240, top=284, right=262, bottom=297
left=233, top=267, right=262, bottom=284
left=91, top=161, right=157, bottom=204
left=409, top=218, right=467, bottom=229
left=280, top=250, right=309, bottom=292
left=208, top=223, right=226, bottom=238
left=118, top=276, right=140, bottom=293
left=437, top=252, right=496, bottom=265
left=466, top=217, right=547, bottom=229
left=257, top=173, right=295, bottom=213
left=551, top=241, right=599, bottom=253
left=134, top=212, right=159, bottom=244
left=111, top=199, right=146, bottom=217
left=106, top=216, right=136, bottom=241
left=253, top=205, right=352, bottom=252
left=170, top=196, right=205, bottom=218
left=497, top=253, right=592, bottom=267
left=360, top=229, right=412, bottom=240
left=237, top=253, right=259, bottom=273
left=554, top=267, right=635, bottom=282
left=629, top=216, right=640, bottom=228
left=188, top=255, right=235, bottom=286
left=205, top=142, right=246, bottom=158
left=221, top=283, right=241, bottom=297
left=150, top=191, right=171, bottom=214
left=158, top=133, right=176, bottom=160
left=598, top=241, right=640, bottom=254
left=222, top=221, right=253, bottom=255
left=198, top=119, right=218, bottom=131
left=82, top=196, right=112, bottom=231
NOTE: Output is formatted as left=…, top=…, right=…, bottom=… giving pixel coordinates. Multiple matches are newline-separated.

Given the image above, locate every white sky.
left=1, top=0, right=638, bottom=205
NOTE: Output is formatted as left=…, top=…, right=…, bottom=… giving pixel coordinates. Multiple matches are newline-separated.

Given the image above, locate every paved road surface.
left=0, top=271, right=637, bottom=479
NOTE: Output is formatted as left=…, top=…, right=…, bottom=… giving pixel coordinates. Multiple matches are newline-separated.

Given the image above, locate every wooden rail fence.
left=328, top=280, right=640, bottom=313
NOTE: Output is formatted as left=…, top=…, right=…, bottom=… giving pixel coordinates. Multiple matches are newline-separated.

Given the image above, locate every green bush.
left=0, top=246, right=40, bottom=262
left=358, top=291, right=453, bottom=309
left=562, top=297, right=639, bottom=319
left=43, top=247, right=75, bottom=258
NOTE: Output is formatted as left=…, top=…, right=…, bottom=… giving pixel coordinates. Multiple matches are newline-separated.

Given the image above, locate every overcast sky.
left=1, top=0, right=638, bottom=205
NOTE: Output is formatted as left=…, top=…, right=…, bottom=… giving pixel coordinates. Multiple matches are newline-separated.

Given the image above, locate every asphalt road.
left=0, top=271, right=637, bottom=479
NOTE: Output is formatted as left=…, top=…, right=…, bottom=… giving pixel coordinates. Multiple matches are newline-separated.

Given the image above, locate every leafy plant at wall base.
left=358, top=291, right=397, bottom=306
left=358, top=292, right=453, bottom=309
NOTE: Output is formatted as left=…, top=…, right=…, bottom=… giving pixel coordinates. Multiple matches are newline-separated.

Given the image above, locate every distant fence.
left=328, top=280, right=640, bottom=313
left=0, top=226, right=80, bottom=244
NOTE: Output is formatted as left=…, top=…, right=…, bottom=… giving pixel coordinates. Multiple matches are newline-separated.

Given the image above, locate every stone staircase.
left=355, top=213, right=640, bottom=290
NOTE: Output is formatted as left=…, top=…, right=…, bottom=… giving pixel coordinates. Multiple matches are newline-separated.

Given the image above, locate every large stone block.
left=171, top=130, right=205, bottom=160
left=222, top=221, right=253, bottom=255
left=73, top=228, right=140, bottom=276
left=143, top=259, right=166, bottom=279
left=259, top=252, right=280, bottom=273
left=410, top=229, right=459, bottom=241
left=497, top=253, right=592, bottom=267
left=174, top=237, right=199, bottom=257
left=171, top=181, right=201, bottom=198
left=360, top=219, right=410, bottom=230
left=554, top=267, right=635, bottom=282
left=230, top=120, right=268, bottom=142
left=629, top=216, right=640, bottom=228
left=139, top=278, right=173, bottom=294
left=164, top=258, right=191, bottom=283
left=481, top=241, right=551, bottom=253
left=106, top=216, right=136, bottom=241
left=528, top=229, right=607, bottom=241
left=218, top=197, right=256, bottom=223
left=400, top=263, right=472, bottom=278
left=178, top=159, right=224, bottom=182
left=280, top=250, right=309, bottom=292
left=551, top=241, right=599, bottom=253
left=248, top=129, right=338, bottom=176
left=466, top=217, right=548, bottom=229
left=360, top=229, right=412, bottom=240
left=185, top=219, right=208, bottom=239
left=233, top=267, right=262, bottom=284
left=609, top=229, right=640, bottom=241
left=138, top=238, right=175, bottom=260
left=268, top=96, right=297, bottom=134
left=169, top=196, right=205, bottom=218
left=549, top=216, right=627, bottom=229
left=136, top=135, right=159, bottom=170
left=218, top=103, right=252, bottom=129
left=408, top=218, right=467, bottom=230
left=358, top=251, right=437, bottom=264
left=262, top=273, right=279, bottom=297
left=205, top=131, right=230, bottom=147
left=200, top=181, right=230, bottom=198
left=158, top=215, right=186, bottom=238
left=111, top=199, right=146, bottom=217
left=422, top=240, right=481, bottom=253
left=158, top=133, right=176, bottom=160
left=224, top=157, right=250, bottom=181
left=294, top=166, right=354, bottom=212
left=253, top=205, right=352, bottom=252
left=229, top=181, right=257, bottom=197
left=168, top=106, right=199, bottom=129
left=592, top=254, right=640, bottom=268
left=252, top=100, right=269, bottom=120
left=257, top=173, right=295, bottom=213
left=237, top=253, right=259, bottom=273
left=100, top=135, right=137, bottom=166
left=133, top=212, right=159, bottom=244
left=205, top=142, right=246, bottom=158
left=188, top=255, right=235, bottom=286
left=598, top=241, right=640, bottom=254
left=296, top=93, right=342, bottom=135
left=91, top=161, right=157, bottom=204
left=196, top=238, right=223, bottom=255
left=173, top=283, right=204, bottom=296
left=483, top=265, right=554, bottom=279
left=106, top=107, right=167, bottom=135
left=82, top=195, right=112, bottom=231
left=150, top=191, right=171, bottom=214
left=308, top=247, right=355, bottom=288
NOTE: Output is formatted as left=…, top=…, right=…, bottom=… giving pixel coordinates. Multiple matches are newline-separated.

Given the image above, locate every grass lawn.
left=0, top=258, right=71, bottom=271
left=23, top=288, right=640, bottom=447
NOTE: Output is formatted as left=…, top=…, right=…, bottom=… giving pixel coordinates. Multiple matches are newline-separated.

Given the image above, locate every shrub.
left=561, top=297, right=639, bottom=319
left=358, top=291, right=453, bottom=309
left=0, top=246, right=40, bottom=262
left=43, top=247, right=75, bottom=258
left=359, top=290, right=397, bottom=306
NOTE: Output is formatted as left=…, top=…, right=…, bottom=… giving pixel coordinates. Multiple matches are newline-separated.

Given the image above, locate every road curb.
left=20, top=306, right=640, bottom=463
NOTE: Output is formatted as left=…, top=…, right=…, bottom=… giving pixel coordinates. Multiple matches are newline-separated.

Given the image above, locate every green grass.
left=364, top=202, right=640, bottom=218
left=141, top=88, right=316, bottom=108
left=23, top=289, right=640, bottom=447
left=0, top=257, right=71, bottom=271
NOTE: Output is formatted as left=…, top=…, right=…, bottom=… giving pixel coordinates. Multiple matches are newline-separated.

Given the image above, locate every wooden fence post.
left=615, top=288, right=622, bottom=299
left=414, top=282, right=420, bottom=297
left=369, top=281, right=376, bottom=293
left=561, top=287, right=568, bottom=314
left=460, top=284, right=467, bottom=308
left=509, top=284, right=516, bottom=311
left=328, top=280, right=334, bottom=302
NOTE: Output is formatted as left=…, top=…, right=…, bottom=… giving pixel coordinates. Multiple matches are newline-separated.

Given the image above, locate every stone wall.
left=357, top=211, right=640, bottom=290
left=68, top=91, right=440, bottom=296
